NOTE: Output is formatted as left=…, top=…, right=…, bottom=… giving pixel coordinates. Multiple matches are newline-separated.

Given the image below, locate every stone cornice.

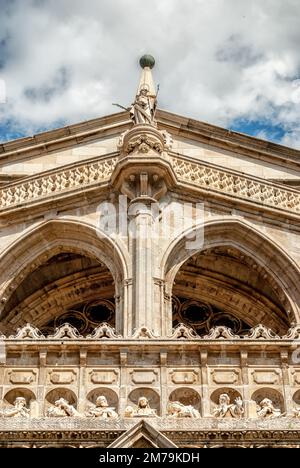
left=0, top=112, right=131, bottom=166
left=170, top=154, right=300, bottom=217
left=0, top=151, right=299, bottom=225
left=0, top=418, right=300, bottom=445
left=1, top=109, right=300, bottom=173
left=158, top=109, right=300, bottom=172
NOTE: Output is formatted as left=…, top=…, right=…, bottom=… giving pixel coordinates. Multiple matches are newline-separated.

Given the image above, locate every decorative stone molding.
left=170, top=156, right=300, bottom=214
left=168, top=323, right=199, bottom=340
left=283, top=325, right=300, bottom=340
left=130, top=370, right=158, bottom=385
left=170, top=370, right=199, bottom=385
left=251, top=370, right=281, bottom=385
left=89, top=370, right=119, bottom=385
left=203, top=326, right=240, bottom=340
left=131, top=327, right=159, bottom=339
left=86, top=323, right=122, bottom=340
left=48, top=323, right=82, bottom=340
left=48, top=370, right=77, bottom=385
left=0, top=157, right=117, bottom=212
left=9, top=324, right=45, bottom=340
left=7, top=370, right=37, bottom=385
left=244, top=324, right=280, bottom=340
left=118, top=125, right=173, bottom=156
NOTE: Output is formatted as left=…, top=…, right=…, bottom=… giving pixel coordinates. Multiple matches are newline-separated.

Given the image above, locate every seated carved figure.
left=293, top=407, right=300, bottom=418
left=213, top=394, right=244, bottom=419
left=46, top=398, right=82, bottom=418
left=257, top=398, right=282, bottom=419
left=86, top=396, right=118, bottom=419
left=168, top=401, right=200, bottom=418
left=0, top=397, right=30, bottom=419
left=125, top=396, right=158, bottom=418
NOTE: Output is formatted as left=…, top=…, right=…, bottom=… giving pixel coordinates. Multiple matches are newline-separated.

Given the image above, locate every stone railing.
left=1, top=322, right=300, bottom=341
left=0, top=156, right=118, bottom=211
left=170, top=156, right=300, bottom=214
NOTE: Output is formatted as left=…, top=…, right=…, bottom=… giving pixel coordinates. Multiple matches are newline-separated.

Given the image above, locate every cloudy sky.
left=1, top=0, right=300, bottom=148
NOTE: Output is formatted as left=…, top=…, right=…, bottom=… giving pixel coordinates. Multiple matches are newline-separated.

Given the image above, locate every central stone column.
left=129, top=185, right=157, bottom=331
left=111, top=125, right=175, bottom=336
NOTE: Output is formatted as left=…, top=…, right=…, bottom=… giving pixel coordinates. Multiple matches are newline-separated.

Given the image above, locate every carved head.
left=138, top=397, right=149, bottom=409
left=219, top=394, right=231, bottom=405
left=168, top=401, right=184, bottom=414
left=260, top=398, right=273, bottom=408
left=96, top=396, right=108, bottom=408
left=55, top=398, right=69, bottom=408
left=140, top=86, right=149, bottom=96
left=14, top=397, right=27, bottom=409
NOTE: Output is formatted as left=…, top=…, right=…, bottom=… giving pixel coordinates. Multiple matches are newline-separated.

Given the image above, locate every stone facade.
left=0, top=57, right=300, bottom=448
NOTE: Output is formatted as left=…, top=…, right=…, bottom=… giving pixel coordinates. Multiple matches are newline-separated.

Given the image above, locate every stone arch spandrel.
left=162, top=218, right=300, bottom=325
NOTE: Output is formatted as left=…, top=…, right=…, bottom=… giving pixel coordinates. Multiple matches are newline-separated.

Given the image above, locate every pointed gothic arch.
left=162, top=218, right=300, bottom=334
left=0, top=219, right=129, bottom=334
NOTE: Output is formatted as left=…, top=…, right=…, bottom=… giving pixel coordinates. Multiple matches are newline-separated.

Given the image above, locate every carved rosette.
left=118, top=125, right=173, bottom=156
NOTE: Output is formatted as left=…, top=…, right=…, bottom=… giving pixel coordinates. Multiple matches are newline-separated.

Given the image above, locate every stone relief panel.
left=127, top=388, right=160, bottom=416
left=130, top=370, right=158, bottom=385
left=210, top=369, right=240, bottom=385
left=89, top=370, right=119, bottom=385
left=5, top=369, right=37, bottom=385
left=169, top=370, right=200, bottom=385
left=47, top=369, right=78, bottom=386
left=251, top=369, right=282, bottom=385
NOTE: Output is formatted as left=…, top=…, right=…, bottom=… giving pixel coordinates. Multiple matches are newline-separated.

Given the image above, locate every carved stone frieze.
left=0, top=157, right=117, bottom=212
left=170, top=156, right=300, bottom=214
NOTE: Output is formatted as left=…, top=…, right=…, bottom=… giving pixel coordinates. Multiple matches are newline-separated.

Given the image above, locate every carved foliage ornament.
left=118, top=127, right=173, bottom=156
left=244, top=324, right=280, bottom=340
left=9, top=324, right=45, bottom=340
left=203, top=326, right=241, bottom=340
left=86, top=323, right=122, bottom=340
left=168, top=323, right=199, bottom=340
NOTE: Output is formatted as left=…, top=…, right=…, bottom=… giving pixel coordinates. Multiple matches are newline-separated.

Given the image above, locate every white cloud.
left=0, top=0, right=300, bottom=148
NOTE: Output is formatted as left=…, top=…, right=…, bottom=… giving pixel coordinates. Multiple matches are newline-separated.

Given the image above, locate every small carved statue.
left=257, top=398, right=282, bottom=419
left=167, top=401, right=200, bottom=418
left=125, top=396, right=158, bottom=418
left=46, top=398, right=82, bottom=418
left=213, top=394, right=244, bottom=419
left=129, top=86, right=157, bottom=126
left=86, top=396, right=118, bottom=419
left=293, top=407, right=300, bottom=418
left=0, top=397, right=30, bottom=418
